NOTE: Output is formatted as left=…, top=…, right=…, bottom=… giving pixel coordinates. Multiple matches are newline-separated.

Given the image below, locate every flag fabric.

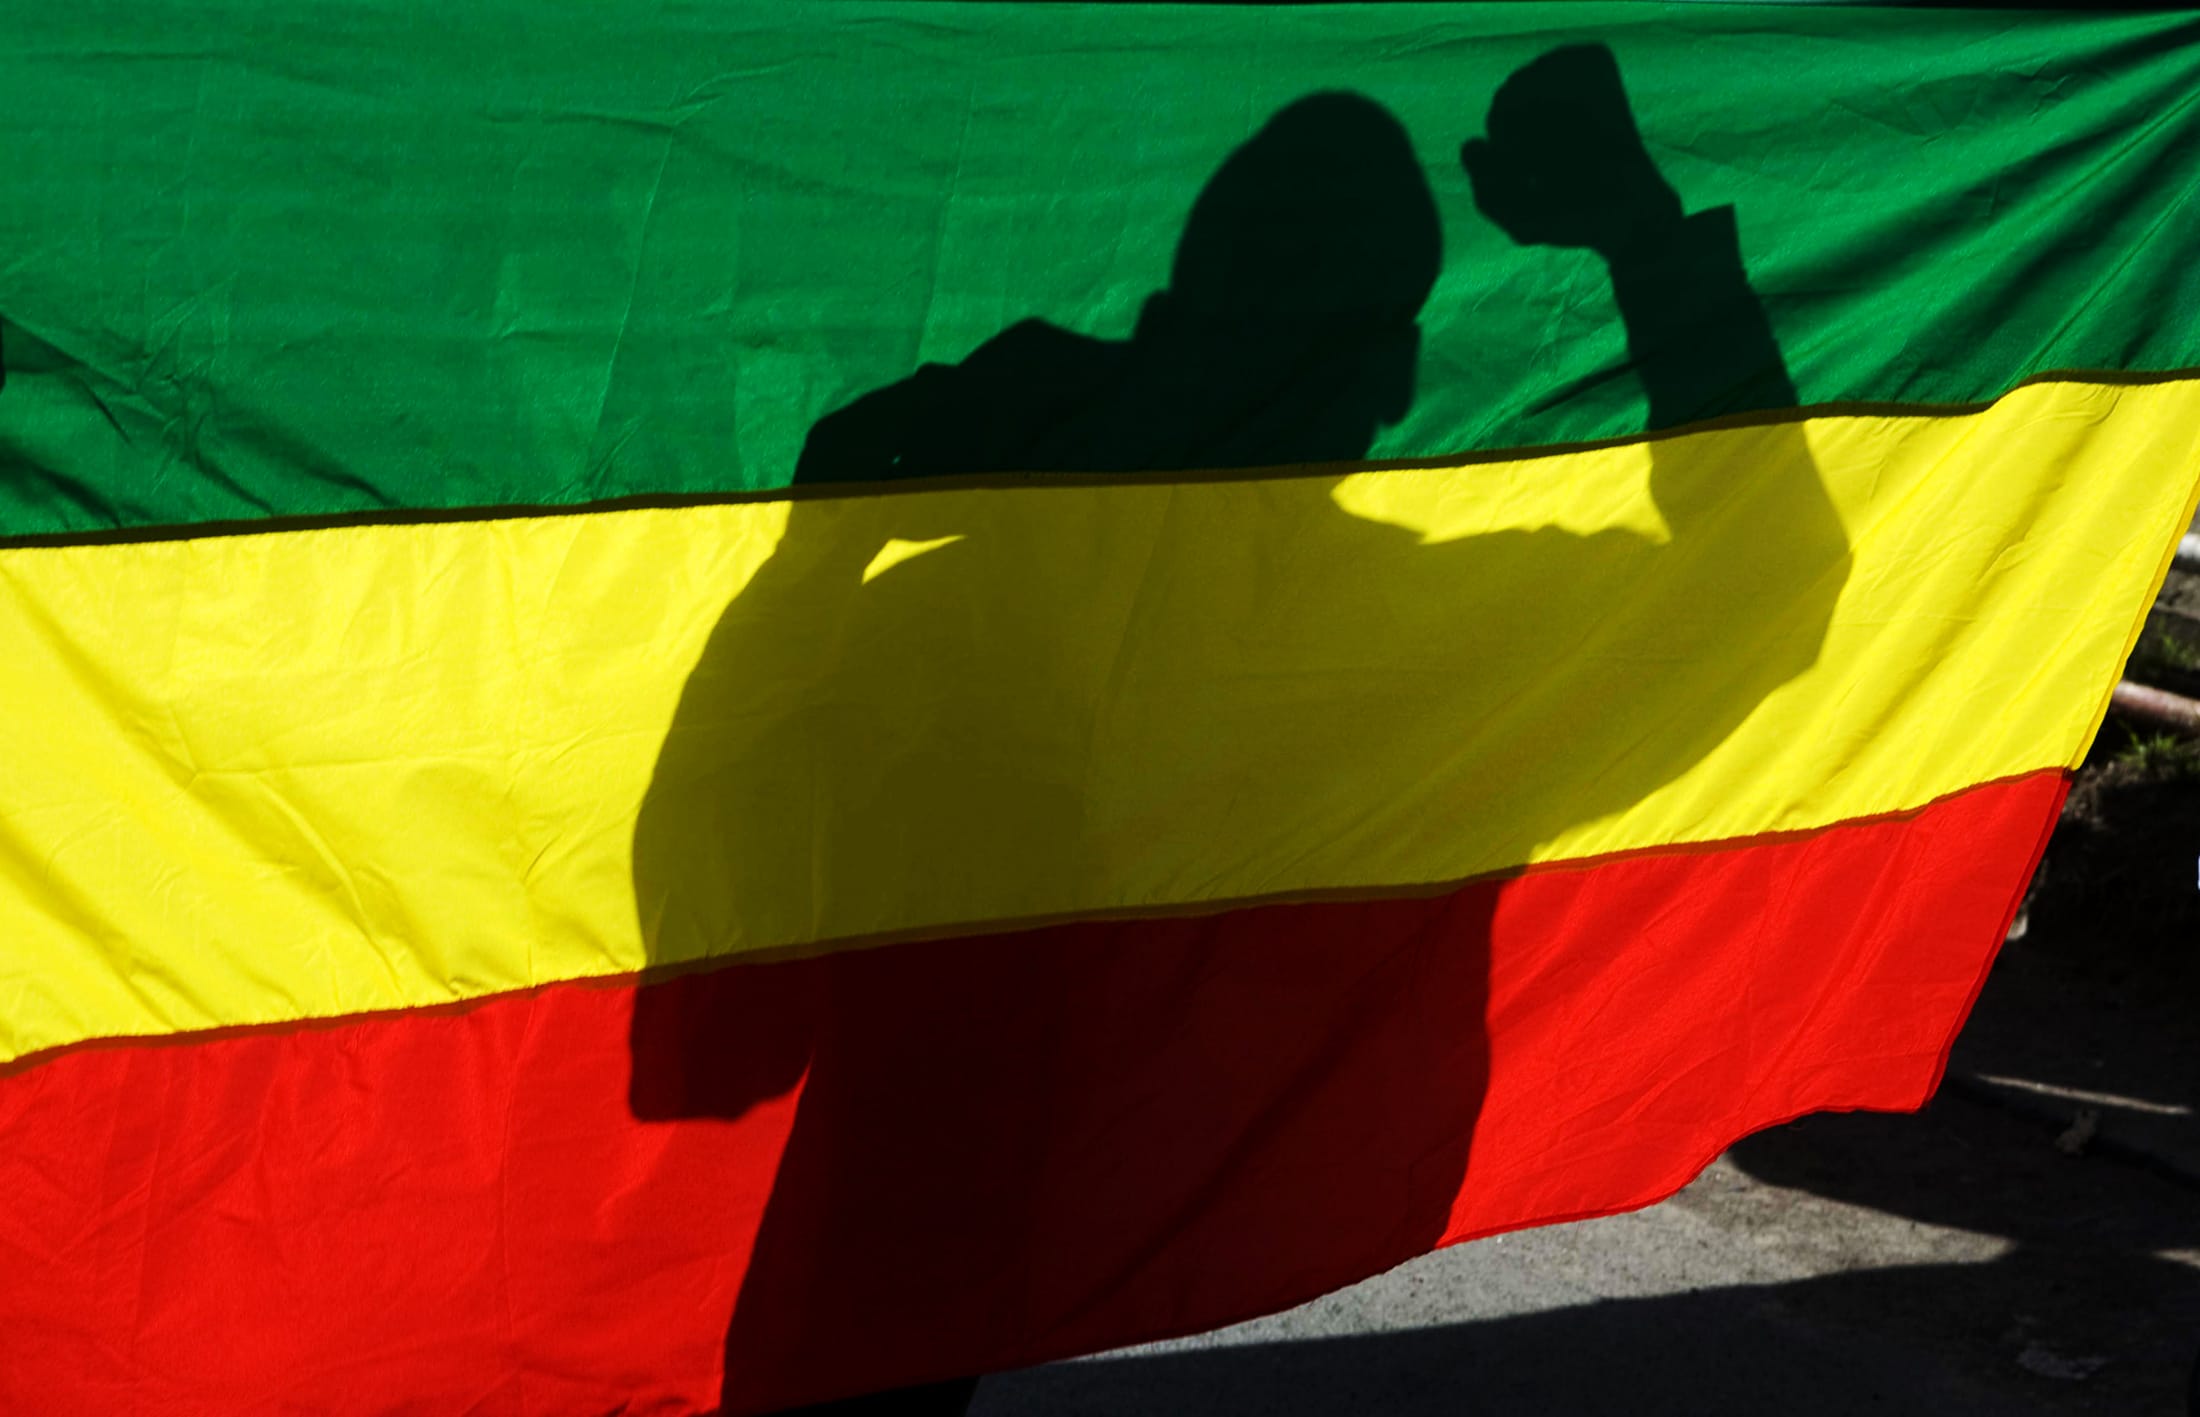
left=3, top=4, right=2199, bottom=1413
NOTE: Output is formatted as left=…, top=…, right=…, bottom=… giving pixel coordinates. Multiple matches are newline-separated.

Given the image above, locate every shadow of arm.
left=1464, top=46, right=1854, bottom=831
left=1619, top=206, right=1848, bottom=683
left=1604, top=204, right=1853, bottom=806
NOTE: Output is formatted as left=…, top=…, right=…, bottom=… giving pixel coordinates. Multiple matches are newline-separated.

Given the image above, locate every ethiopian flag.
left=3, top=4, right=2198, bottom=1412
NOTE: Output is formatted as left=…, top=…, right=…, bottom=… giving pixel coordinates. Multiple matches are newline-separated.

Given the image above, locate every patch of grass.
left=2130, top=629, right=2200, bottom=680
left=2112, top=728, right=2200, bottom=783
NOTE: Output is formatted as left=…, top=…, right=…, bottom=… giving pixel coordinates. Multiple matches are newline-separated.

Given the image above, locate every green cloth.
left=3, top=3, right=2198, bottom=537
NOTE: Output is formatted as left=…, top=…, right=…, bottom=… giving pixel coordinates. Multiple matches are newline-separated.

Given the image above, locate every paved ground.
left=974, top=1090, right=2199, bottom=1415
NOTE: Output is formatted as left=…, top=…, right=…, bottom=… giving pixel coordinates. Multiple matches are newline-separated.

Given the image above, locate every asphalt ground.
left=974, top=1090, right=2199, bottom=1416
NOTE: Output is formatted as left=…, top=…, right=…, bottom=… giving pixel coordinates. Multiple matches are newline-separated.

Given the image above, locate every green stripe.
left=2, top=3, right=2198, bottom=536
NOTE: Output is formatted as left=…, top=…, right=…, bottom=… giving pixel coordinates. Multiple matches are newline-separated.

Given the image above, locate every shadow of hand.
left=1461, top=44, right=1682, bottom=260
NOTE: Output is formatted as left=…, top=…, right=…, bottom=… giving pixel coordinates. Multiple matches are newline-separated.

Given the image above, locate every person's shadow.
left=628, top=47, right=1850, bottom=1416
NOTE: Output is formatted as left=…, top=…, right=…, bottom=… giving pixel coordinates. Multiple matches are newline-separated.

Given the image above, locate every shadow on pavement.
left=980, top=1288, right=2062, bottom=1417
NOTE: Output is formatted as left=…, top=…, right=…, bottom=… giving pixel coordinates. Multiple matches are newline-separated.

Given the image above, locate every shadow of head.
left=1130, top=89, right=1441, bottom=460
left=789, top=88, right=1442, bottom=490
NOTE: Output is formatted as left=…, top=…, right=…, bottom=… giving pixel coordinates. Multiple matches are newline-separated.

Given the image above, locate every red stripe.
left=0, top=771, right=2062, bottom=1416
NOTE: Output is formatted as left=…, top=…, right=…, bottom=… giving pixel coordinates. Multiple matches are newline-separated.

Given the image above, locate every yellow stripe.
left=4, top=378, right=2195, bottom=1063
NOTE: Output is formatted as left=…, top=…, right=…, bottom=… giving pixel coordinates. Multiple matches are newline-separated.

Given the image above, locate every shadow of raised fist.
left=1461, top=44, right=1683, bottom=260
